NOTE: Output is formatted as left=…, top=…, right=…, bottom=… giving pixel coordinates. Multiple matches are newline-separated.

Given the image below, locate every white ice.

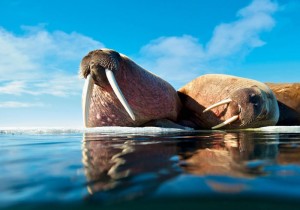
left=0, top=126, right=299, bottom=135
left=0, top=126, right=193, bottom=135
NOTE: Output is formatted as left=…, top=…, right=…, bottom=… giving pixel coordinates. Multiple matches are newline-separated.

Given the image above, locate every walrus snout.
left=203, top=87, right=267, bottom=129
left=80, top=49, right=121, bottom=80
left=230, top=87, right=265, bottom=128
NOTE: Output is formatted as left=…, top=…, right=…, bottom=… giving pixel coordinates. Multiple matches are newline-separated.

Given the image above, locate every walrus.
left=265, top=83, right=300, bottom=125
left=178, top=74, right=279, bottom=129
left=80, top=49, right=182, bottom=127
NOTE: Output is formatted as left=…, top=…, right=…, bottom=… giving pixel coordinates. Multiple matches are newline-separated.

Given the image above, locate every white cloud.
left=0, top=101, right=45, bottom=108
left=31, top=74, right=84, bottom=97
left=139, top=35, right=206, bottom=84
left=0, top=74, right=83, bottom=97
left=206, top=0, right=277, bottom=58
left=0, top=25, right=104, bottom=97
left=137, top=0, right=278, bottom=88
left=0, top=81, right=27, bottom=95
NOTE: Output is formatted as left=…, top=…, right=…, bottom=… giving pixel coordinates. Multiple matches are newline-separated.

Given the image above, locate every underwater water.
left=1, top=126, right=300, bottom=210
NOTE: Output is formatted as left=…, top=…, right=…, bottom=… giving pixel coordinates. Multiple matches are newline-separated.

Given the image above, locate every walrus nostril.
left=80, top=61, right=91, bottom=79
left=82, top=68, right=90, bottom=78
left=238, top=104, right=242, bottom=113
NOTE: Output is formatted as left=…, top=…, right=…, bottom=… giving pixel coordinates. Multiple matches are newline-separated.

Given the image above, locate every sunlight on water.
left=0, top=126, right=300, bottom=209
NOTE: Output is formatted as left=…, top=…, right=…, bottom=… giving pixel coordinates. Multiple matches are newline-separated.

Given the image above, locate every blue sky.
left=0, top=0, right=299, bottom=127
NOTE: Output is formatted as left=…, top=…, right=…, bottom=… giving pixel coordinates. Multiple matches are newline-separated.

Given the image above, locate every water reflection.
left=179, top=132, right=279, bottom=178
left=81, top=131, right=300, bottom=200
left=82, top=134, right=179, bottom=199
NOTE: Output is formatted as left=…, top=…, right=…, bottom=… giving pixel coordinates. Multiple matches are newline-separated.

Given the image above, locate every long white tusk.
left=212, top=115, right=239, bottom=130
left=82, top=74, right=95, bottom=128
left=203, top=98, right=232, bottom=113
left=105, top=69, right=136, bottom=121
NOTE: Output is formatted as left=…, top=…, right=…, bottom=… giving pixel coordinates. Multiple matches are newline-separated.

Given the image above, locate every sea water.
left=0, top=126, right=300, bottom=210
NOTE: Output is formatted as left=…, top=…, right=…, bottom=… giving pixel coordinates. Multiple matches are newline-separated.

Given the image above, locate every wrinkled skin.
left=80, top=49, right=182, bottom=127
left=266, top=83, right=300, bottom=125
left=178, top=74, right=279, bottom=129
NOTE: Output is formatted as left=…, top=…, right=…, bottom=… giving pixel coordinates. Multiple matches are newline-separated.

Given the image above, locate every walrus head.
left=204, top=86, right=279, bottom=129
left=80, top=49, right=135, bottom=127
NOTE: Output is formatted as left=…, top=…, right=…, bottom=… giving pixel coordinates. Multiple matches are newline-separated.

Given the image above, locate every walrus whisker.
left=82, top=74, right=95, bottom=127
left=211, top=115, right=239, bottom=129
left=105, top=69, right=136, bottom=121
left=203, top=98, right=232, bottom=113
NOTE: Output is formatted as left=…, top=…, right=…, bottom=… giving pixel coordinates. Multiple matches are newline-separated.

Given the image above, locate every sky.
left=0, top=0, right=299, bottom=127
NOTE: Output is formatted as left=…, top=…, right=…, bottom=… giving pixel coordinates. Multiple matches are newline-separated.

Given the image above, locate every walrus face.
left=80, top=49, right=135, bottom=127
left=204, top=87, right=275, bottom=129
left=81, top=49, right=121, bottom=85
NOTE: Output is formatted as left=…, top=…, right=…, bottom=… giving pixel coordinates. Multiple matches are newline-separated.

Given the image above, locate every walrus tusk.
left=105, top=69, right=136, bottom=121
left=203, top=98, right=232, bottom=113
left=212, top=115, right=239, bottom=129
left=82, top=74, right=94, bottom=127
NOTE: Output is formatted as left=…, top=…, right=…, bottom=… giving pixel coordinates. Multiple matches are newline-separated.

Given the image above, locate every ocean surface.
left=1, top=126, right=300, bottom=210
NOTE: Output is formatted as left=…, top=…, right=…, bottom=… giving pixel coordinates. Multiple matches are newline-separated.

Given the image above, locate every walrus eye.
left=105, top=69, right=136, bottom=121
left=249, top=93, right=259, bottom=104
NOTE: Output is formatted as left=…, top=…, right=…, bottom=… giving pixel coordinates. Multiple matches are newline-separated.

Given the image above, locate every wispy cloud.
left=206, top=0, right=277, bottom=58
left=0, top=81, right=27, bottom=95
left=137, top=0, right=278, bottom=88
left=0, top=25, right=104, bottom=96
left=0, top=74, right=83, bottom=97
left=139, top=35, right=206, bottom=84
left=0, top=101, right=45, bottom=108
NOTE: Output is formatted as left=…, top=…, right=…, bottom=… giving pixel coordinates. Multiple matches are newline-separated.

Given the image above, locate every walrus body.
left=80, top=49, right=182, bottom=127
left=266, top=83, right=300, bottom=125
left=178, top=74, right=279, bottom=129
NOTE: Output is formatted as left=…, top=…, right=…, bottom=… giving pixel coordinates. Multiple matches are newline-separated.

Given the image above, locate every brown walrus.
left=178, top=74, right=279, bottom=129
left=80, top=49, right=182, bottom=127
left=265, top=83, right=300, bottom=125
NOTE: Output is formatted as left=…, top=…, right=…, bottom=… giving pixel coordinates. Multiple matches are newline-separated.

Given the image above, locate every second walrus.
left=178, top=74, right=280, bottom=129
